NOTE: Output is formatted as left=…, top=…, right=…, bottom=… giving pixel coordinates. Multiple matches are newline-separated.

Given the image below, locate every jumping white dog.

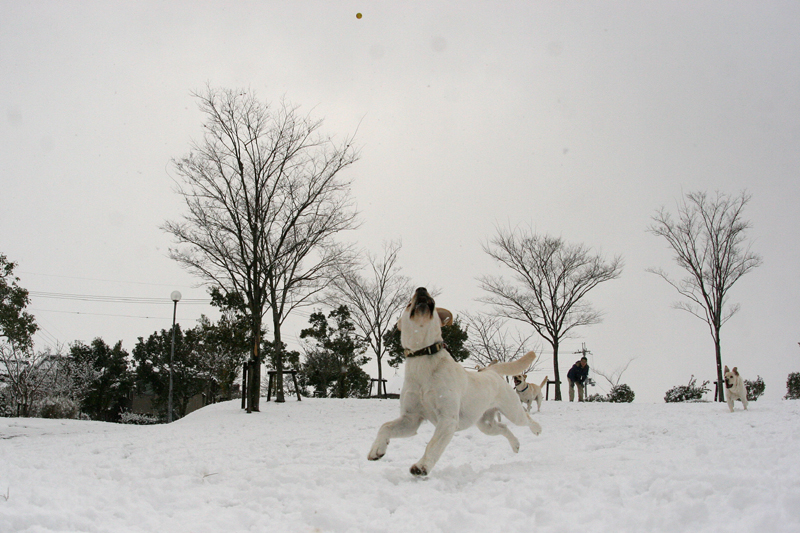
left=724, top=366, right=749, bottom=412
left=513, top=374, right=548, bottom=413
left=367, top=287, right=542, bottom=476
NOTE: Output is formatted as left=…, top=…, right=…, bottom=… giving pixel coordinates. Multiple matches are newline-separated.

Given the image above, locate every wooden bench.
left=369, top=378, right=388, bottom=398
left=266, top=369, right=302, bottom=401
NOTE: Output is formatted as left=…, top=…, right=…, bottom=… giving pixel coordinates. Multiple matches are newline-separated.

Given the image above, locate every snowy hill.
left=1, top=398, right=799, bottom=533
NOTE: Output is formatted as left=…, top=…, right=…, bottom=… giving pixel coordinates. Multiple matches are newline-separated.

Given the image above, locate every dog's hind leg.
left=499, top=402, right=542, bottom=436
left=368, top=413, right=423, bottom=461
left=477, top=409, right=520, bottom=453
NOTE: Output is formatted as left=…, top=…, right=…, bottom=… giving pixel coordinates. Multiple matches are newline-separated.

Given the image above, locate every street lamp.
left=168, top=290, right=181, bottom=423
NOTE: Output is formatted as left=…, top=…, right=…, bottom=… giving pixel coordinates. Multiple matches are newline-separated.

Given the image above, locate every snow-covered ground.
left=1, top=397, right=798, bottom=533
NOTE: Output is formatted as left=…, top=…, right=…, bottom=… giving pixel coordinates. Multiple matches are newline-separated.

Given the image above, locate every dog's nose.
left=416, top=287, right=427, bottom=294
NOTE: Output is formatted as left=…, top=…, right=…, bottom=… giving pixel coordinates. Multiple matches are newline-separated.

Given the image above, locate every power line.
left=29, top=291, right=210, bottom=305
left=30, top=308, right=203, bottom=321
left=19, top=271, right=198, bottom=289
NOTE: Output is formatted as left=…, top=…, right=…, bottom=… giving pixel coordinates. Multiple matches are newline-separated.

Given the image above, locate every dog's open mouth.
left=410, top=287, right=435, bottom=319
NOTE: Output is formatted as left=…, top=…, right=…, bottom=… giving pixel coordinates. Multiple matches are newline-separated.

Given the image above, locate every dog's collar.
left=404, top=342, right=444, bottom=358
left=517, top=384, right=529, bottom=393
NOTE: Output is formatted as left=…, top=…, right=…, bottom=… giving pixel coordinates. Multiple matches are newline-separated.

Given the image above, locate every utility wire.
left=29, top=291, right=210, bottom=305
left=30, top=308, right=203, bottom=321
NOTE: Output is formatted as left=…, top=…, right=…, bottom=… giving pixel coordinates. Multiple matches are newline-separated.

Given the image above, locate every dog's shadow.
left=383, top=459, right=531, bottom=487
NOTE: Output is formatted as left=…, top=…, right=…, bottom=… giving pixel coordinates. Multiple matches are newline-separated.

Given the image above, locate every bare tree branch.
left=163, top=87, right=360, bottom=409
left=323, top=240, right=413, bottom=396
left=478, top=225, right=623, bottom=400
left=648, top=190, right=762, bottom=401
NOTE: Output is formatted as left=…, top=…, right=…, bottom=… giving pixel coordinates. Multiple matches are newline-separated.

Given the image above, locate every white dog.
left=724, top=366, right=749, bottom=412
left=513, top=374, right=548, bottom=413
left=367, top=287, right=542, bottom=476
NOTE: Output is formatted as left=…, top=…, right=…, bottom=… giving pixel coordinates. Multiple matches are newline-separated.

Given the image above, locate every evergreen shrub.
left=120, top=412, right=160, bottom=425
left=785, top=372, right=800, bottom=400
left=665, top=376, right=710, bottom=403
left=744, top=376, right=765, bottom=401
left=607, top=384, right=635, bottom=403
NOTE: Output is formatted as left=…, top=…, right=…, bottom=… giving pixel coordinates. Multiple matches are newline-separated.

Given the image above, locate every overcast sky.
left=2, top=1, right=798, bottom=402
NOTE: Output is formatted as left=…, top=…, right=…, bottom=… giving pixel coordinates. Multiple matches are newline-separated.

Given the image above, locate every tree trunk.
left=248, top=317, right=261, bottom=412
left=376, top=340, right=384, bottom=398
left=552, top=341, right=562, bottom=401
left=273, top=311, right=286, bottom=403
left=714, top=329, right=724, bottom=402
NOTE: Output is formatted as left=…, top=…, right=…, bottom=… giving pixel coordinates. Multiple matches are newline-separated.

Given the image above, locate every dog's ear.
left=724, top=366, right=730, bottom=373
left=436, top=308, right=453, bottom=327
left=733, top=367, right=739, bottom=375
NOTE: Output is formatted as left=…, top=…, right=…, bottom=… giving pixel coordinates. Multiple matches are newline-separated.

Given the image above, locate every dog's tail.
left=483, top=351, right=537, bottom=376
left=540, top=376, right=548, bottom=388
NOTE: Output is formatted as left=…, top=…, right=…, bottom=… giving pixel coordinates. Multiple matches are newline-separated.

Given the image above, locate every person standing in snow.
left=567, top=357, right=589, bottom=402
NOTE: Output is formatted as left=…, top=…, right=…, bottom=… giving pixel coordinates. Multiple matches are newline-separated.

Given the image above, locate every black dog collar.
left=405, top=342, right=444, bottom=358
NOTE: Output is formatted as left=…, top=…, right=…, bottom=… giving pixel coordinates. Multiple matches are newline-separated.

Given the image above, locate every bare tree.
left=461, top=312, right=540, bottom=372
left=592, top=357, right=636, bottom=390
left=647, top=190, right=762, bottom=402
left=163, top=87, right=359, bottom=410
left=324, top=240, right=412, bottom=397
left=478, top=225, right=623, bottom=400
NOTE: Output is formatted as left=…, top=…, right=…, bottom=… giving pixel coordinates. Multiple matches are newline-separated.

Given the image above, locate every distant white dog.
left=512, top=374, right=548, bottom=413
left=724, top=366, right=749, bottom=412
left=367, top=287, right=542, bottom=476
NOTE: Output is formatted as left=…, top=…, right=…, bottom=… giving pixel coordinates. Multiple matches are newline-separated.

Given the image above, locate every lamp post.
left=168, top=290, right=181, bottom=423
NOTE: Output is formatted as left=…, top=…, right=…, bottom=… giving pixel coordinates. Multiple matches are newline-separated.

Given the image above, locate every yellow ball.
left=356, top=12, right=362, bottom=19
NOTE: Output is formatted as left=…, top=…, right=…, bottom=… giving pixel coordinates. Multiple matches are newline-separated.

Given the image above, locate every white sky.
left=2, top=1, right=798, bottom=402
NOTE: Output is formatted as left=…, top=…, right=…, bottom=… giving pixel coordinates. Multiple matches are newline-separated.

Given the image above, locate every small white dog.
left=367, top=287, right=542, bottom=476
left=724, top=366, right=749, bottom=412
left=512, top=374, right=548, bottom=412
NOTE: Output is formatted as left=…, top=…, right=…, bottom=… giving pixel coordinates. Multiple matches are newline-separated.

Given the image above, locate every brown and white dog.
left=724, top=366, right=749, bottom=412
left=512, top=374, right=548, bottom=413
left=367, top=287, right=542, bottom=476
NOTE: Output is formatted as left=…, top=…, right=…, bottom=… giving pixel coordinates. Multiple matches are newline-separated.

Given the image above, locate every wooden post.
left=241, top=362, right=248, bottom=410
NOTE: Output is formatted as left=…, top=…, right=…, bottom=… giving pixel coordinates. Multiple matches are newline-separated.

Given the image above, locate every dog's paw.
left=368, top=444, right=386, bottom=461
left=509, top=436, right=520, bottom=453
left=410, top=464, right=428, bottom=477
left=529, top=421, right=542, bottom=436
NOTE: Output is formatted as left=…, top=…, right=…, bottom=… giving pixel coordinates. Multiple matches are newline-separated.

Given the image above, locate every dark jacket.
left=567, top=362, right=589, bottom=383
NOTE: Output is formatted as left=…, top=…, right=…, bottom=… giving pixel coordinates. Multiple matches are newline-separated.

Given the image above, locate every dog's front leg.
left=411, top=417, right=458, bottom=476
left=368, top=414, right=423, bottom=461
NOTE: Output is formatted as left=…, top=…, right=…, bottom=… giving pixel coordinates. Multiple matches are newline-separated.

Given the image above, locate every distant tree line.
left=1, top=87, right=783, bottom=413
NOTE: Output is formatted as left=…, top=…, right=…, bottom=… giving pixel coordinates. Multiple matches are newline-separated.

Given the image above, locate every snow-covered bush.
left=0, top=386, right=13, bottom=417
left=584, top=393, right=607, bottom=402
left=120, top=412, right=160, bottom=425
left=785, top=373, right=800, bottom=400
left=607, top=384, right=635, bottom=403
left=744, top=376, right=765, bottom=401
left=36, top=396, right=80, bottom=419
left=665, top=376, right=710, bottom=403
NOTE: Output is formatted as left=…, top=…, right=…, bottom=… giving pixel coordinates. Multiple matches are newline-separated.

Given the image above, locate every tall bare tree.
left=163, top=87, right=359, bottom=410
left=648, top=190, right=762, bottom=402
left=479, top=226, right=623, bottom=400
left=324, top=240, right=412, bottom=397
left=461, top=312, right=540, bottom=372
